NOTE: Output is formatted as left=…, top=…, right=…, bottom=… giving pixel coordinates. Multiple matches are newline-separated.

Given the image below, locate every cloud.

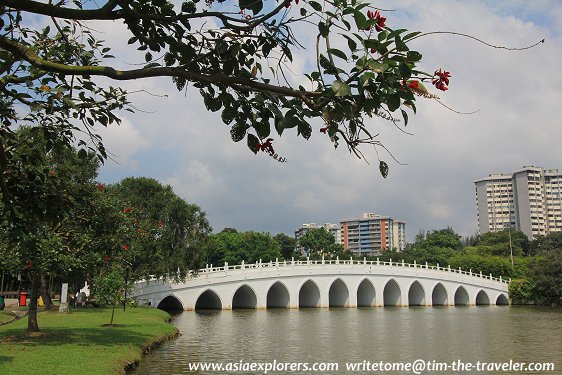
left=96, top=118, right=150, bottom=169
left=93, top=1, right=562, bottom=241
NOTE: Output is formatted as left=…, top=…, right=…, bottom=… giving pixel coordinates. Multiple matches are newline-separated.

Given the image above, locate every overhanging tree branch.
left=0, top=35, right=324, bottom=100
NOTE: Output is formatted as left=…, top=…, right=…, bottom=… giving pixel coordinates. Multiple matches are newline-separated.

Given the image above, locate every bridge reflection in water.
left=135, top=258, right=510, bottom=311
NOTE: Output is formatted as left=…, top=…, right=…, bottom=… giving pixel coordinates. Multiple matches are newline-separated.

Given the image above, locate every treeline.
left=379, top=228, right=561, bottom=306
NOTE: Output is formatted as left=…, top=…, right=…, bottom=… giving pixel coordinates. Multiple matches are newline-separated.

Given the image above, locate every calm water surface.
left=134, top=307, right=562, bottom=374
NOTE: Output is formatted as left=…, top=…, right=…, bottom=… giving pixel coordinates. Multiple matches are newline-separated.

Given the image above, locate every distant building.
left=295, top=223, right=341, bottom=244
left=340, top=213, right=406, bottom=256
left=474, top=166, right=562, bottom=239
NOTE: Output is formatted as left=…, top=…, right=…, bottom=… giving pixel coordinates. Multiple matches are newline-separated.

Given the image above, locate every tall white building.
left=474, top=166, right=562, bottom=239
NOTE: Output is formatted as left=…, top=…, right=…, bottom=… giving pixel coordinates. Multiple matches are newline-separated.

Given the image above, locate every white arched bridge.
left=134, top=258, right=510, bottom=310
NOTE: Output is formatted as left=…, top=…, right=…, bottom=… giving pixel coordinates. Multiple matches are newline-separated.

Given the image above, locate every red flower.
left=121, top=244, right=129, bottom=251
left=95, top=183, right=106, bottom=192
left=122, top=207, right=132, bottom=213
left=24, top=262, right=33, bottom=270
left=408, top=80, right=420, bottom=89
left=320, top=127, right=328, bottom=134
left=257, top=138, right=275, bottom=155
left=432, top=69, right=451, bottom=91
left=367, top=9, right=386, bottom=32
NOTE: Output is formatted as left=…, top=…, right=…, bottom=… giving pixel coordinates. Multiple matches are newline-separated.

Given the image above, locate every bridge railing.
left=140, top=257, right=509, bottom=284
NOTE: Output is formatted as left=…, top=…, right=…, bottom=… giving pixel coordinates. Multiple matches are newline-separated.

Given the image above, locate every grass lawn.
left=0, top=311, right=15, bottom=325
left=0, top=307, right=177, bottom=374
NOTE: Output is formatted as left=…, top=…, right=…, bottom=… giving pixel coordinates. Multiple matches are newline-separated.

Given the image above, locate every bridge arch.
left=157, top=294, right=184, bottom=311
left=356, top=278, right=376, bottom=307
left=267, top=281, right=290, bottom=308
left=232, top=284, right=258, bottom=309
left=496, top=293, right=509, bottom=305
left=454, top=286, right=469, bottom=305
left=476, top=290, right=490, bottom=306
left=195, top=289, right=222, bottom=310
left=408, top=280, right=426, bottom=306
left=431, top=282, right=448, bottom=306
left=383, top=279, right=402, bottom=306
left=299, top=279, right=321, bottom=308
left=329, top=278, right=350, bottom=307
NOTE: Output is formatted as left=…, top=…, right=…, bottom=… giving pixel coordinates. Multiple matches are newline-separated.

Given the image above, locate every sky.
left=92, top=0, right=562, bottom=241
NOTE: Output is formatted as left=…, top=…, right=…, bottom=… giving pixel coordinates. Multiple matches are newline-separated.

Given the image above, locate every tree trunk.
left=110, top=306, right=115, bottom=326
left=40, top=271, right=54, bottom=311
left=28, top=271, right=41, bottom=332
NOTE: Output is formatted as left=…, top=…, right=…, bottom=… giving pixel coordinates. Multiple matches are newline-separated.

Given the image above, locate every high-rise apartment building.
left=474, top=166, right=562, bottom=239
left=340, top=213, right=406, bottom=256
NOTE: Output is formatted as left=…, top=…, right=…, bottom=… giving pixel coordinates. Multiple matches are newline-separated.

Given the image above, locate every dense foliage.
left=0, top=0, right=474, bottom=178
left=297, top=227, right=344, bottom=258
left=0, top=139, right=211, bottom=330
left=391, top=228, right=561, bottom=305
left=204, top=229, right=282, bottom=265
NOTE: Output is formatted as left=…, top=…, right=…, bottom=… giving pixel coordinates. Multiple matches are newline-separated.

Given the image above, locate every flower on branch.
left=95, top=183, right=106, bottom=192
left=367, top=10, right=386, bottom=32
left=25, top=262, right=33, bottom=270
left=432, top=69, right=451, bottom=91
left=256, top=138, right=275, bottom=155
left=122, top=207, right=132, bottom=213
left=121, top=244, right=129, bottom=251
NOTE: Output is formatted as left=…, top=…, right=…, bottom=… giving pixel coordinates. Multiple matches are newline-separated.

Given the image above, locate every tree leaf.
left=247, top=133, right=260, bottom=154
left=230, top=122, right=248, bottom=142
left=297, top=119, right=312, bottom=140
left=239, top=0, right=263, bottom=14
left=367, top=60, right=389, bottom=73
left=332, top=80, right=351, bottom=96
left=401, top=109, right=409, bottom=126
left=387, top=93, right=400, bottom=112
left=379, top=160, right=389, bottom=178
left=309, top=1, right=322, bottom=12
left=327, top=48, right=347, bottom=61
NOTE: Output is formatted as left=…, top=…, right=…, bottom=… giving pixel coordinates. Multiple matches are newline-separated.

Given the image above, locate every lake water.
left=133, top=306, right=562, bottom=374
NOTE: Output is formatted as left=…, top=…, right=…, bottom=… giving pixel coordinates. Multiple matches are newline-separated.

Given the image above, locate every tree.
left=204, top=230, right=281, bottom=265
left=530, top=232, right=562, bottom=255
left=448, top=253, right=514, bottom=279
left=109, top=177, right=211, bottom=281
left=0, top=128, right=102, bottom=331
left=1, top=0, right=536, bottom=177
left=92, top=268, right=135, bottom=326
left=274, top=233, right=297, bottom=259
left=527, top=251, right=562, bottom=306
left=472, top=229, right=529, bottom=257
left=240, top=231, right=282, bottom=263
left=413, top=228, right=463, bottom=251
left=298, top=227, right=341, bottom=257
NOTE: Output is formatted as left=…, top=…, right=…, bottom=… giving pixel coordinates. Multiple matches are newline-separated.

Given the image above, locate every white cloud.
left=96, top=118, right=150, bottom=168
left=92, top=1, right=562, bottom=240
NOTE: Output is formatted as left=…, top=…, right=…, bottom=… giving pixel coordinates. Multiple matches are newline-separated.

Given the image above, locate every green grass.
left=0, top=311, right=15, bottom=325
left=0, top=307, right=177, bottom=374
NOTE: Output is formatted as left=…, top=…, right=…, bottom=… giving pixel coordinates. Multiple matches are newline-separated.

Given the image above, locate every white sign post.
left=59, top=283, right=69, bottom=313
